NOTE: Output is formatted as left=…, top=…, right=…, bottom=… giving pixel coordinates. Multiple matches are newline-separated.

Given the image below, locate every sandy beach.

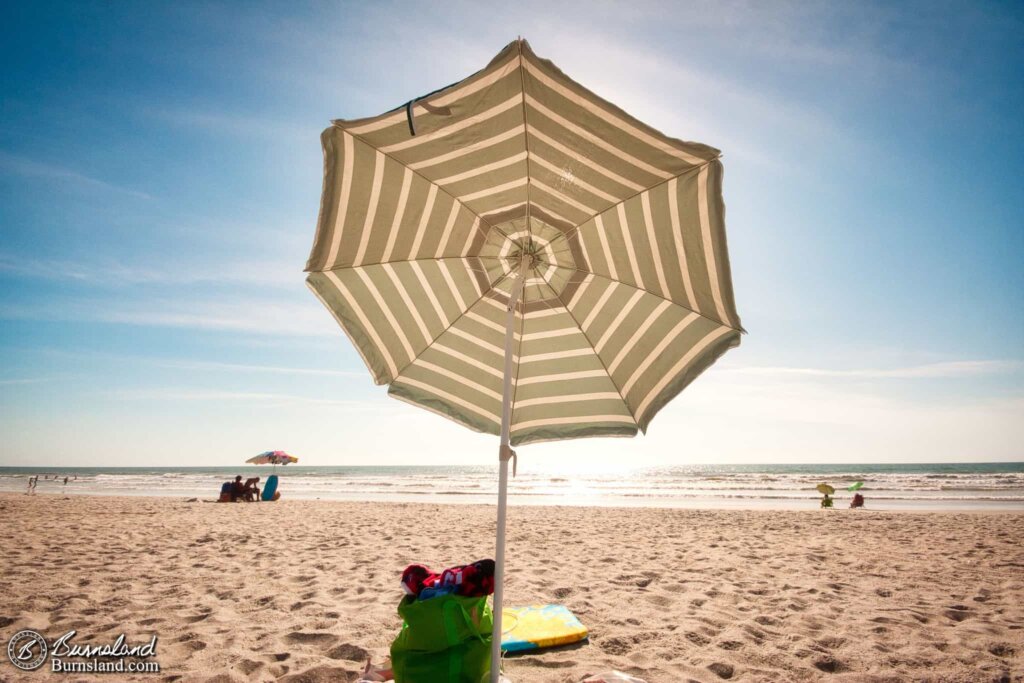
left=1, top=494, right=1021, bottom=682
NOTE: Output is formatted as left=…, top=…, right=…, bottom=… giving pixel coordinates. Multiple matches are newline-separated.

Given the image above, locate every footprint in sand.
left=944, top=606, right=970, bottom=622
left=743, top=625, right=766, bottom=644
left=266, top=664, right=290, bottom=678
left=610, top=573, right=654, bottom=588
left=685, top=631, right=710, bottom=646
left=284, top=631, right=337, bottom=646
left=813, top=654, right=846, bottom=673
left=281, top=664, right=354, bottom=682
left=644, top=593, right=672, bottom=607
left=707, top=662, right=734, bottom=679
left=517, top=657, right=577, bottom=669
left=326, top=643, right=369, bottom=662
left=172, top=639, right=207, bottom=657
left=236, top=659, right=263, bottom=675
left=988, top=643, right=1015, bottom=657
left=816, top=636, right=845, bottom=649
left=597, top=636, right=632, bottom=655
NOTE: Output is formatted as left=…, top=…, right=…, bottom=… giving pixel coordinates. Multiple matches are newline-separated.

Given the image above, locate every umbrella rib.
left=558, top=157, right=718, bottom=245
left=545, top=280, right=639, bottom=427
left=328, top=125, right=514, bottom=256
left=552, top=264, right=744, bottom=334
left=387, top=270, right=516, bottom=386
left=316, top=256, right=512, bottom=308
left=318, top=253, right=506, bottom=274
left=516, top=38, right=535, bottom=249
left=508, top=264, right=530, bottom=434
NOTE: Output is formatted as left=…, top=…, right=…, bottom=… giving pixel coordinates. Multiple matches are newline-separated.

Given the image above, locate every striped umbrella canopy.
left=305, top=38, right=742, bottom=681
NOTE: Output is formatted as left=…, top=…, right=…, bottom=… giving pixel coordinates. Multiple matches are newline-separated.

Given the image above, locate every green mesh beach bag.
left=390, top=594, right=493, bottom=683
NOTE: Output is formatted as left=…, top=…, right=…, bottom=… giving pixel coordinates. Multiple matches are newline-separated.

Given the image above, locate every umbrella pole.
left=491, top=258, right=528, bottom=683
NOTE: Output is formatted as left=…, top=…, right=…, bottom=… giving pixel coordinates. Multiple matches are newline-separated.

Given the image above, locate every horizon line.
left=2, top=460, right=1022, bottom=470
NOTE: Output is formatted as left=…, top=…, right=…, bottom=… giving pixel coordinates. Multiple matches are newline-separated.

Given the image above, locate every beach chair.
left=217, top=481, right=232, bottom=503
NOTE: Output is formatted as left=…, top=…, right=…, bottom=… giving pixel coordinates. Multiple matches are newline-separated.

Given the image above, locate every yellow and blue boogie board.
left=500, top=604, right=588, bottom=653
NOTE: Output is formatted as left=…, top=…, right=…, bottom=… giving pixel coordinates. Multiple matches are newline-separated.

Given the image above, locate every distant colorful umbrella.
left=847, top=481, right=864, bottom=492
left=246, top=451, right=299, bottom=467
left=816, top=483, right=835, bottom=495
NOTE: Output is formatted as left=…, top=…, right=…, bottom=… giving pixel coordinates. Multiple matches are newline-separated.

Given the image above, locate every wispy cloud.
left=0, top=252, right=302, bottom=289
left=0, top=377, right=58, bottom=386
left=96, top=302, right=331, bottom=336
left=0, top=295, right=334, bottom=337
left=104, top=387, right=392, bottom=410
left=10, top=347, right=365, bottom=378
left=151, top=359, right=364, bottom=378
left=148, top=107, right=310, bottom=142
left=539, top=33, right=838, bottom=169
left=721, top=360, right=1023, bottom=380
left=0, top=151, right=152, bottom=200
left=340, top=6, right=855, bottom=170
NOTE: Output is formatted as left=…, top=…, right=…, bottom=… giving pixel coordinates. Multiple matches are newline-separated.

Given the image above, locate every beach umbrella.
left=847, top=481, right=864, bottom=492
left=305, top=39, right=742, bottom=682
left=816, top=483, right=835, bottom=495
left=247, top=451, right=298, bottom=470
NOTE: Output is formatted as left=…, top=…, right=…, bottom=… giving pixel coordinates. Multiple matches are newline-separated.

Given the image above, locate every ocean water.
left=2, top=463, right=1023, bottom=510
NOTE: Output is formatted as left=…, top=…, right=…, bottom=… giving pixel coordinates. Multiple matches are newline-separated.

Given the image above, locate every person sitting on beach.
left=242, top=477, right=261, bottom=502
left=850, top=492, right=865, bottom=508
left=230, top=475, right=246, bottom=502
left=821, top=493, right=833, bottom=508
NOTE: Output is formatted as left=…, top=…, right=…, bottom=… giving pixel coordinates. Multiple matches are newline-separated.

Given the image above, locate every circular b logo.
left=8, top=630, right=48, bottom=671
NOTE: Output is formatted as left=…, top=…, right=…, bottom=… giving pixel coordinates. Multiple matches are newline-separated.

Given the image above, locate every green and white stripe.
left=306, top=39, right=742, bottom=446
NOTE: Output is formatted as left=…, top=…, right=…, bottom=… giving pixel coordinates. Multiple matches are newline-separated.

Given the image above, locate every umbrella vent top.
left=478, top=215, right=578, bottom=308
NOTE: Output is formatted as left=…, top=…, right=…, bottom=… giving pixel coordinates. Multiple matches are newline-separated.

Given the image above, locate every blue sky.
left=1, top=1, right=1021, bottom=467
